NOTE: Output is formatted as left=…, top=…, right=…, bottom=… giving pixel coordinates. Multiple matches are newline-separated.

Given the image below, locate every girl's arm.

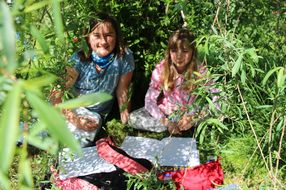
left=144, top=86, right=165, bottom=119
left=144, top=61, right=166, bottom=120
left=49, top=66, right=78, bottom=105
left=116, top=71, right=133, bottom=124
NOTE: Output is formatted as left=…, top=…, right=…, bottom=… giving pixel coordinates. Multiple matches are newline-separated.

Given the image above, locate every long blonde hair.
left=162, top=28, right=198, bottom=92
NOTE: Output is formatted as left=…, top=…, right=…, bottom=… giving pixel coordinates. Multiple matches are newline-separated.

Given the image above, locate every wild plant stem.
left=236, top=84, right=270, bottom=173
left=274, top=117, right=285, bottom=182
left=268, top=110, right=276, bottom=177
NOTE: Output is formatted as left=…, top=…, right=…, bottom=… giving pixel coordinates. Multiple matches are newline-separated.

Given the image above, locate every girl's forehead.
left=170, top=39, right=191, bottom=49
left=92, top=22, right=115, bottom=33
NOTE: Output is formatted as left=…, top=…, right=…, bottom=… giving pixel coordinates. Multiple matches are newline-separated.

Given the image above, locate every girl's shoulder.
left=154, top=59, right=166, bottom=70
left=197, top=62, right=208, bottom=75
left=150, top=60, right=165, bottom=83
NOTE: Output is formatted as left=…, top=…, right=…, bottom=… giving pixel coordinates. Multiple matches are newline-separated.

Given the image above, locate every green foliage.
left=125, top=169, right=176, bottom=190
left=1, top=0, right=286, bottom=189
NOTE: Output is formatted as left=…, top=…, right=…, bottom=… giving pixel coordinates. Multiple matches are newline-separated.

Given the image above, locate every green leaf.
left=245, top=48, right=258, bottom=63
left=205, top=96, right=216, bottom=113
left=24, top=0, right=50, bottom=13
left=0, top=81, right=22, bottom=173
left=51, top=0, right=64, bottom=40
left=262, top=67, right=283, bottom=86
left=23, top=74, right=57, bottom=90
left=0, top=171, right=10, bottom=190
left=18, top=157, right=33, bottom=188
left=57, top=92, right=112, bottom=109
left=27, top=122, right=58, bottom=154
left=30, top=25, right=49, bottom=54
left=0, top=2, right=16, bottom=73
left=205, top=118, right=228, bottom=132
left=277, top=67, right=285, bottom=88
left=232, top=54, right=243, bottom=77
left=241, top=69, right=246, bottom=85
left=26, top=92, right=81, bottom=154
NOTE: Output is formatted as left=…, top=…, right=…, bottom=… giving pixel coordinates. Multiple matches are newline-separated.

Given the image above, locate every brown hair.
left=78, top=12, right=125, bottom=61
left=162, top=28, right=198, bottom=92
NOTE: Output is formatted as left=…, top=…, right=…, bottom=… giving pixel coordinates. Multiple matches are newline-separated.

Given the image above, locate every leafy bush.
left=0, top=0, right=285, bottom=189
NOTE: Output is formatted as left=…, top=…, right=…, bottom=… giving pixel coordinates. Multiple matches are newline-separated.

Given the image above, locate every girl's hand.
left=120, top=109, right=129, bottom=124
left=178, top=115, right=193, bottom=131
left=63, top=109, right=99, bottom=131
left=160, top=117, right=181, bottom=134
left=49, top=89, right=63, bottom=105
left=77, top=116, right=99, bottom=131
left=65, top=67, right=79, bottom=89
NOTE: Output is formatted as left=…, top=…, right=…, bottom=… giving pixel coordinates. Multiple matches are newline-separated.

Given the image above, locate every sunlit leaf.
left=262, top=67, right=283, bottom=86
left=56, top=92, right=112, bottom=109
left=241, top=69, right=246, bottom=85
left=18, top=155, right=33, bottom=188
left=24, top=0, right=50, bottom=13
left=51, top=0, right=64, bottom=40
left=27, top=122, right=58, bottom=154
left=0, top=81, right=22, bottom=173
left=23, top=74, right=57, bottom=90
left=277, top=67, right=285, bottom=88
left=26, top=92, right=81, bottom=154
left=232, top=54, right=243, bottom=77
left=0, top=171, right=10, bottom=190
left=0, top=2, right=16, bottom=73
left=30, top=25, right=49, bottom=54
left=205, top=96, right=216, bottom=113
left=245, top=48, right=258, bottom=63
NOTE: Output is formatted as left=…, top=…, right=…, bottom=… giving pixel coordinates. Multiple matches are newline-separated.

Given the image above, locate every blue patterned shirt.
left=70, top=48, right=135, bottom=114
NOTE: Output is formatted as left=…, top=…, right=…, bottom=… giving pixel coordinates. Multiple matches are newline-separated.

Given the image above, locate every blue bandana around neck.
left=91, top=51, right=115, bottom=69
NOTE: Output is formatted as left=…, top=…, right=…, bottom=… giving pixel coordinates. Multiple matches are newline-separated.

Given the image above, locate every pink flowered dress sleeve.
left=144, top=61, right=165, bottom=119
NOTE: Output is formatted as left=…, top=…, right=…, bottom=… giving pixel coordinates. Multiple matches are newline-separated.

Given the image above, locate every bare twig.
left=211, top=5, right=223, bottom=34
left=180, top=10, right=188, bottom=28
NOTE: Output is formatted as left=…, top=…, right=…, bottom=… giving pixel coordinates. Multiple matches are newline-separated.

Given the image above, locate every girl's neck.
left=174, top=65, right=188, bottom=75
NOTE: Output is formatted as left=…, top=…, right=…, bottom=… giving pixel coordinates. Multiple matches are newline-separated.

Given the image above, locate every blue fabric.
left=70, top=48, right=135, bottom=114
left=91, top=51, right=115, bottom=69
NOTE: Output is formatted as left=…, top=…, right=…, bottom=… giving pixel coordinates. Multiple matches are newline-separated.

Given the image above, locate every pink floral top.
left=144, top=60, right=216, bottom=120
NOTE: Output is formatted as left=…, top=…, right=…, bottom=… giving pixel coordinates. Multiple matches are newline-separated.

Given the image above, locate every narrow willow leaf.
left=206, top=118, right=228, bottom=131
left=0, top=2, right=16, bottom=73
left=51, top=0, right=64, bottom=40
left=0, top=171, right=10, bottom=190
left=250, top=65, right=256, bottom=78
left=24, top=0, right=50, bottom=13
left=81, top=38, right=90, bottom=57
left=57, top=92, right=112, bottom=109
left=30, top=25, right=49, bottom=54
left=203, top=37, right=209, bottom=56
left=23, top=74, right=57, bottom=90
left=277, top=67, right=285, bottom=88
left=232, top=54, right=243, bottom=77
left=245, top=48, right=258, bottom=63
left=241, top=69, right=246, bottom=85
left=0, top=81, right=22, bottom=173
left=199, top=125, right=206, bottom=144
left=26, top=92, right=81, bottom=154
left=205, top=96, right=216, bottom=113
left=18, top=154, right=33, bottom=189
left=27, top=122, right=58, bottom=154
left=262, top=67, right=283, bottom=86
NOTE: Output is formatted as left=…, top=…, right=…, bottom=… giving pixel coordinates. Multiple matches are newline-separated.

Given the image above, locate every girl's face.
left=88, top=22, right=116, bottom=57
left=170, top=42, right=193, bottom=73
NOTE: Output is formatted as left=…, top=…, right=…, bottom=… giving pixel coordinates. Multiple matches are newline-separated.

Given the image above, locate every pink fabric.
left=145, top=60, right=209, bottom=119
left=96, top=137, right=149, bottom=174
left=51, top=166, right=100, bottom=190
